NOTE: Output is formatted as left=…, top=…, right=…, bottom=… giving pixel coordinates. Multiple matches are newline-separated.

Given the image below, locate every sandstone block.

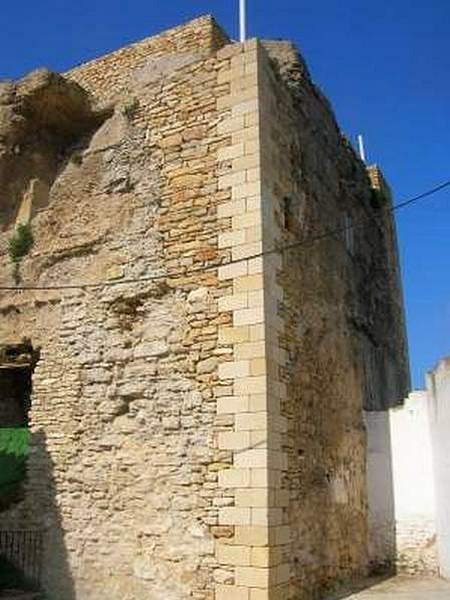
left=234, top=526, right=270, bottom=547
left=218, top=142, right=245, bottom=162
left=233, top=307, right=264, bottom=327
left=217, top=544, right=251, bottom=566
left=219, top=507, right=251, bottom=526
left=235, top=489, right=268, bottom=508
left=218, top=325, right=250, bottom=344
left=218, top=260, right=248, bottom=281
left=219, top=468, right=251, bottom=489
left=218, top=115, right=245, bottom=135
left=217, top=395, right=249, bottom=414
left=235, top=412, right=267, bottom=432
left=232, top=182, right=261, bottom=201
left=234, top=274, right=264, bottom=293
left=218, top=229, right=246, bottom=249
left=218, top=292, right=248, bottom=312
left=232, top=99, right=259, bottom=117
left=235, top=341, right=266, bottom=360
left=248, top=394, right=267, bottom=412
left=218, top=360, right=250, bottom=380
left=235, top=566, right=270, bottom=589
left=216, top=585, right=249, bottom=600
left=234, top=375, right=267, bottom=395
left=232, top=242, right=262, bottom=262
left=218, top=431, right=251, bottom=450
left=235, top=449, right=268, bottom=469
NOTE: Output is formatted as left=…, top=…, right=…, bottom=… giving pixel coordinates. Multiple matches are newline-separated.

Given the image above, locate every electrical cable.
left=0, top=179, right=448, bottom=292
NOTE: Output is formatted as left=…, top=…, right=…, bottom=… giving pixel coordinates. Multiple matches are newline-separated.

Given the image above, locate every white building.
left=428, top=358, right=450, bottom=578
left=389, top=358, right=450, bottom=578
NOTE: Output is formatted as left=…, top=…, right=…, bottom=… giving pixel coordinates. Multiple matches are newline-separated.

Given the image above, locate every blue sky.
left=1, top=1, right=448, bottom=388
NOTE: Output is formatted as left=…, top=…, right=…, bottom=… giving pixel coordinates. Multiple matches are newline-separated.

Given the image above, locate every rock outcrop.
left=0, top=69, right=110, bottom=227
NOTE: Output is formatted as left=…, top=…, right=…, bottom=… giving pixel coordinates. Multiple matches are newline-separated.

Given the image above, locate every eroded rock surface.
left=0, top=69, right=110, bottom=227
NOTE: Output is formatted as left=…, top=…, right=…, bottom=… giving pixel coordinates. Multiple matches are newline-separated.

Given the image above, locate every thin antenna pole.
left=357, top=134, right=366, bottom=163
left=239, top=0, right=247, bottom=42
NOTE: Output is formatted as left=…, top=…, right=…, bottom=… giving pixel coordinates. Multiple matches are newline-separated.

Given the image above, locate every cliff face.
left=0, top=69, right=108, bottom=229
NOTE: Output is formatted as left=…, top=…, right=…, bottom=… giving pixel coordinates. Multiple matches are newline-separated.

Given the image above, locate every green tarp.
left=0, top=427, right=29, bottom=495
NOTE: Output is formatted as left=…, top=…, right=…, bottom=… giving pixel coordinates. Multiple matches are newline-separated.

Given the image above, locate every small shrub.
left=370, top=188, right=388, bottom=209
left=121, top=97, right=139, bottom=119
left=70, top=150, right=83, bottom=165
left=8, top=223, right=34, bottom=263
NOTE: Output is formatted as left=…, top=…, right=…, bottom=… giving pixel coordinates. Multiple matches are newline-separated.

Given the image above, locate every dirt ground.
left=335, top=576, right=450, bottom=599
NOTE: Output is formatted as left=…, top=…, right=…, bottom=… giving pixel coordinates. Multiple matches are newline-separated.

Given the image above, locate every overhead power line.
left=0, top=178, right=449, bottom=293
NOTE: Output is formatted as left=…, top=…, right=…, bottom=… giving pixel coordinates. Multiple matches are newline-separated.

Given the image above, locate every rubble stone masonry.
left=0, top=15, right=409, bottom=600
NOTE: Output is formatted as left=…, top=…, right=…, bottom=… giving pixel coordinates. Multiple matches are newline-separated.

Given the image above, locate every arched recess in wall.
left=0, top=341, right=40, bottom=512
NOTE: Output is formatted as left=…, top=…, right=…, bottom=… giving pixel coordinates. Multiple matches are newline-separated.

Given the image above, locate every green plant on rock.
left=370, top=188, right=389, bottom=209
left=8, top=222, right=34, bottom=283
left=8, top=222, right=34, bottom=263
left=121, top=97, right=139, bottom=119
left=70, top=149, right=83, bottom=165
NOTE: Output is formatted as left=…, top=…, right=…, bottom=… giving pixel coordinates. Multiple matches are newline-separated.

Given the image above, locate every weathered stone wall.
left=0, top=17, right=241, bottom=600
left=213, top=40, right=290, bottom=600
left=256, top=41, right=409, bottom=598
left=66, top=15, right=229, bottom=106
left=0, top=16, right=410, bottom=600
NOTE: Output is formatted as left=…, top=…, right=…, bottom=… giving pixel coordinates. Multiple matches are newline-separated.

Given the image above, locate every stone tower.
left=0, top=15, right=409, bottom=600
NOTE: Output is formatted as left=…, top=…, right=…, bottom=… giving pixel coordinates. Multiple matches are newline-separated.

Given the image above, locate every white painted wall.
left=365, top=410, right=396, bottom=569
left=428, top=358, right=450, bottom=579
left=390, top=392, right=437, bottom=574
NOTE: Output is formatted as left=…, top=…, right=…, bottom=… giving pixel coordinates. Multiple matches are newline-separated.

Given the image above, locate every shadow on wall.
left=364, top=410, right=397, bottom=576
left=0, top=430, right=76, bottom=599
left=324, top=574, right=393, bottom=600
left=31, top=430, right=76, bottom=600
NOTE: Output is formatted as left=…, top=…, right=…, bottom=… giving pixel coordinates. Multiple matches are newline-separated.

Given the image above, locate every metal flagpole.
left=357, top=134, right=367, bottom=163
left=239, top=0, right=247, bottom=42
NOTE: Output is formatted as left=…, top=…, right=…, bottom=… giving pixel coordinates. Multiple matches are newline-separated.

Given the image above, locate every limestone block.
left=218, top=431, right=251, bottom=450
left=134, top=340, right=169, bottom=358
left=218, top=261, right=248, bottom=281
left=235, top=566, right=270, bottom=588
left=218, top=293, right=248, bottom=312
left=217, top=395, right=249, bottom=414
left=218, top=230, right=247, bottom=249
left=234, top=526, right=270, bottom=547
left=218, top=200, right=247, bottom=221
left=234, top=307, right=264, bottom=327
left=219, top=507, right=251, bottom=525
left=216, top=585, right=249, bottom=600
left=218, top=360, right=250, bottom=380
left=219, top=468, right=251, bottom=489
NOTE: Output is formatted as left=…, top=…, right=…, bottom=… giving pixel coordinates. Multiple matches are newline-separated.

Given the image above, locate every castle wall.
left=256, top=42, right=409, bottom=597
left=0, top=19, right=239, bottom=600
left=0, top=17, right=410, bottom=600
left=389, top=391, right=438, bottom=575
left=66, top=15, right=229, bottom=105
left=213, top=40, right=290, bottom=600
